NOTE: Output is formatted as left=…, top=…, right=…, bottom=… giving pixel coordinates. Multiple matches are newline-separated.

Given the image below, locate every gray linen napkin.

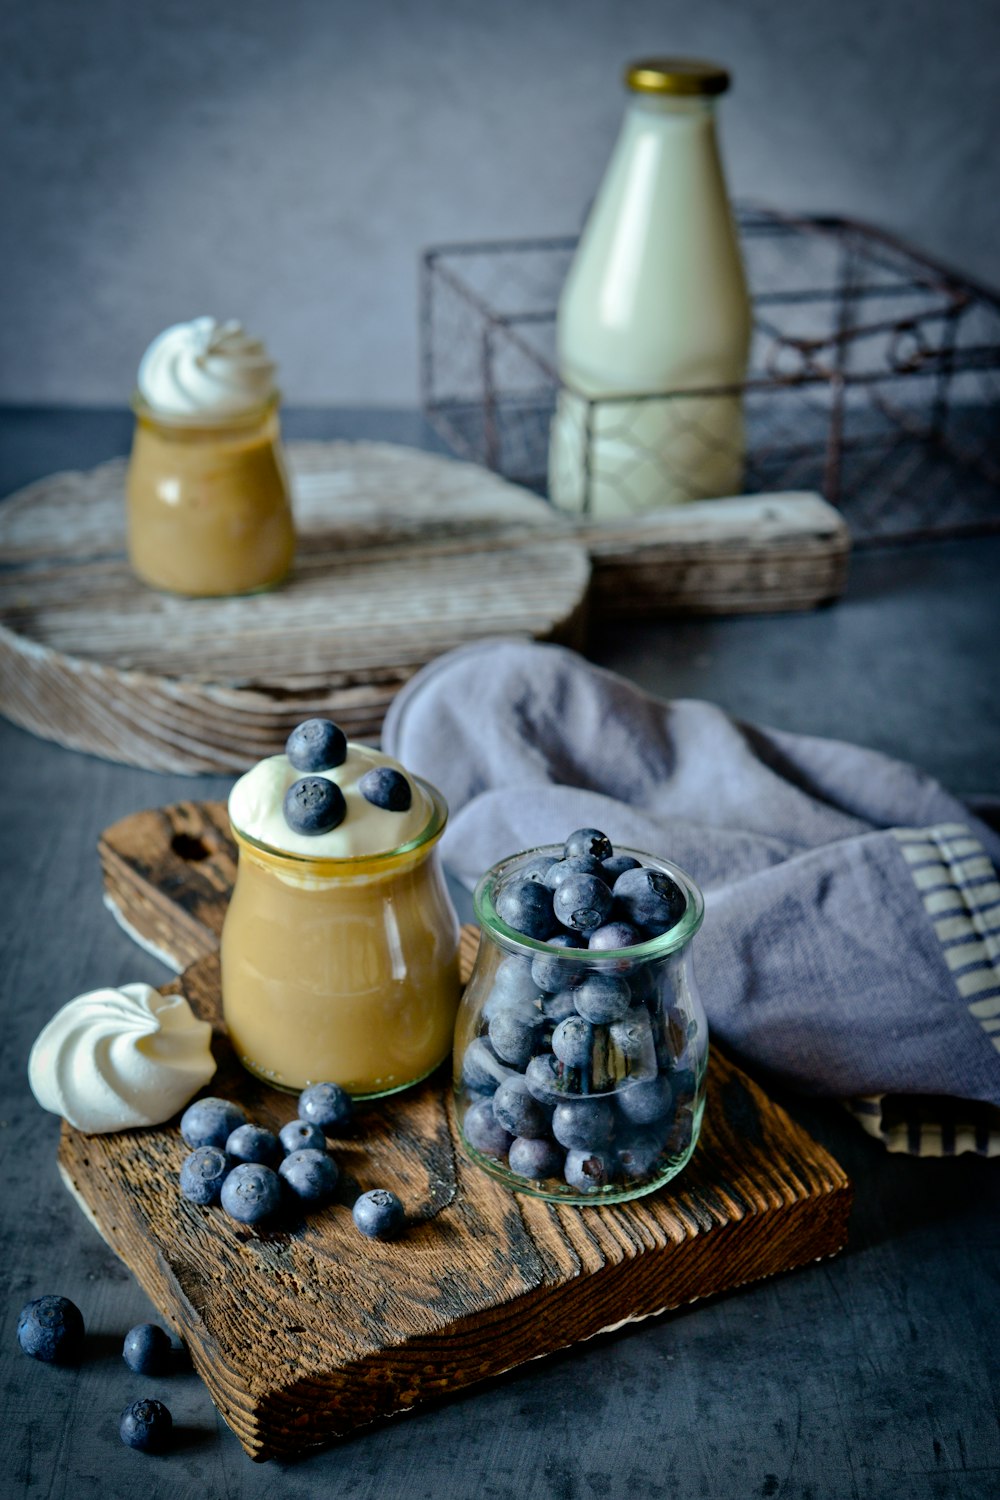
left=383, top=639, right=1000, bottom=1157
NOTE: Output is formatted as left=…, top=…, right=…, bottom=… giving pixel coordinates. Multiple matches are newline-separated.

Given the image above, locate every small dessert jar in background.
left=221, top=721, right=461, bottom=1098
left=126, top=318, right=295, bottom=596
left=454, top=839, right=707, bottom=1204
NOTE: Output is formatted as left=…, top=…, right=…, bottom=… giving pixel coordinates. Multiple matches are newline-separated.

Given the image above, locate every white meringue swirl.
left=136, top=317, right=277, bottom=418
left=28, top=983, right=216, bottom=1134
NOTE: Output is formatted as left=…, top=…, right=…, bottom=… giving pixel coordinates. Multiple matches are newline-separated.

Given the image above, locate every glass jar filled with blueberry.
left=453, top=829, right=707, bottom=1204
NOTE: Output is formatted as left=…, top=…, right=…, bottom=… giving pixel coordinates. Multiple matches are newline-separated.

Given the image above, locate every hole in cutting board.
left=171, top=833, right=211, bottom=863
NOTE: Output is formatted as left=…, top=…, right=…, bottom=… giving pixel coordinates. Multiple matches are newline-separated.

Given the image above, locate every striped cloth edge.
left=844, top=822, right=1000, bottom=1157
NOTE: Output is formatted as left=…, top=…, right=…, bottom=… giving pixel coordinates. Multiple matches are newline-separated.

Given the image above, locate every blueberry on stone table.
left=119, top=1398, right=173, bottom=1453
left=564, top=1149, right=615, bottom=1192
left=180, top=1096, right=247, bottom=1150
left=226, top=1123, right=281, bottom=1167
left=122, top=1323, right=171, bottom=1376
left=352, top=1188, right=405, bottom=1240
left=612, top=867, right=686, bottom=935
left=220, top=1163, right=283, bottom=1225
left=530, top=932, right=585, bottom=992
left=284, top=776, right=347, bottom=836
left=359, top=765, right=412, bottom=812
left=492, top=1076, right=550, bottom=1138
left=298, top=1080, right=354, bottom=1134
left=552, top=1098, right=615, bottom=1151
left=463, top=1098, right=514, bottom=1158
left=279, top=1148, right=339, bottom=1206
left=564, top=828, right=614, bottom=862
left=279, top=1119, right=327, bottom=1155
left=17, top=1295, right=84, bottom=1364
left=573, top=972, right=631, bottom=1024
left=508, top=1136, right=564, bottom=1181
left=553, top=874, right=613, bottom=935
left=544, top=855, right=604, bottom=890
left=601, top=854, right=641, bottom=882
left=179, top=1146, right=230, bottom=1205
left=286, top=718, right=347, bottom=773
left=495, top=878, right=556, bottom=940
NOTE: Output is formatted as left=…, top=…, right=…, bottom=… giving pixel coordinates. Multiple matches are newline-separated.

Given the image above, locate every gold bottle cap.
left=625, top=58, right=731, bottom=97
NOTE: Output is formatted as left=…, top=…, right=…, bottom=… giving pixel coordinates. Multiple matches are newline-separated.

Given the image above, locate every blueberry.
left=564, top=828, right=614, bottom=862
left=352, top=1188, right=405, bottom=1240
left=617, top=1074, right=673, bottom=1125
left=220, top=1163, right=283, bottom=1224
left=119, top=1397, right=173, bottom=1453
left=180, top=1097, right=247, bottom=1151
left=668, top=1067, right=697, bottom=1108
left=482, top=986, right=540, bottom=1024
left=463, top=1098, right=514, bottom=1158
left=588, top=921, right=643, bottom=951
left=524, top=1052, right=577, bottom=1104
left=608, top=1008, right=657, bottom=1077
left=517, top=855, right=558, bottom=884
left=298, top=1080, right=354, bottom=1134
left=461, top=1036, right=517, bottom=1095
left=488, top=1010, right=543, bottom=1069
left=358, top=765, right=412, bottom=812
left=279, top=1119, right=328, bottom=1155
left=179, top=1146, right=230, bottom=1205
left=283, top=776, right=347, bottom=836
left=508, top=1136, right=565, bottom=1181
left=492, top=955, right=541, bottom=1002
left=279, top=1148, right=339, bottom=1205
left=122, top=1323, right=171, bottom=1375
left=17, top=1296, right=84, bottom=1364
left=552, top=1098, right=615, bottom=1151
left=540, top=989, right=579, bottom=1024
left=286, top=718, right=347, bottom=773
left=544, top=855, right=604, bottom=890
left=553, top=874, right=613, bottom=935
left=226, top=1123, right=281, bottom=1167
left=602, top=854, right=641, bottom=882
left=495, top=879, right=556, bottom=940
left=564, top=1149, right=615, bottom=1192
left=492, top=1077, right=549, bottom=1138
left=617, top=1130, right=667, bottom=1182
left=551, top=1015, right=594, bottom=1070
left=574, top=972, right=631, bottom=1024
left=530, top=933, right=585, bottom=992
left=612, top=867, right=686, bottom=934
left=664, top=1105, right=696, bottom=1155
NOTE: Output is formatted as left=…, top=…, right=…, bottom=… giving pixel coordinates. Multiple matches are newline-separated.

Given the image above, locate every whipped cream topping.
left=28, top=984, right=216, bottom=1134
left=137, top=317, right=277, bottom=418
left=229, top=743, right=431, bottom=859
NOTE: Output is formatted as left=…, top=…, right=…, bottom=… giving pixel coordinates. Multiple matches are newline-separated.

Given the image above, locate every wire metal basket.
left=420, top=206, right=1000, bottom=543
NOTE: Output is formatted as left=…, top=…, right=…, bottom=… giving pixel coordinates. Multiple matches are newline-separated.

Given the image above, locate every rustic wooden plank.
left=77, top=800, right=851, bottom=1460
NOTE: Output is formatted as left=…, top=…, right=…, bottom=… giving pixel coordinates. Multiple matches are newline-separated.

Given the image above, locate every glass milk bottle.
left=548, top=58, right=751, bottom=517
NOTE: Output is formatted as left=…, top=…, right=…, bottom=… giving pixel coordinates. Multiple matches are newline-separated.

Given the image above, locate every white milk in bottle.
left=549, top=58, right=751, bottom=517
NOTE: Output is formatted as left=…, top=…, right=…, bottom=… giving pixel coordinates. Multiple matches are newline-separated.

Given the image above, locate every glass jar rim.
left=473, top=843, right=704, bottom=961
left=229, top=773, right=448, bottom=874
left=131, top=391, right=281, bottom=430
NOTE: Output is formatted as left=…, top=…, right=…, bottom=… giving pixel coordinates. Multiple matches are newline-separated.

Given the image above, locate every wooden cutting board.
left=55, top=802, right=852, bottom=1461
left=0, top=441, right=848, bottom=773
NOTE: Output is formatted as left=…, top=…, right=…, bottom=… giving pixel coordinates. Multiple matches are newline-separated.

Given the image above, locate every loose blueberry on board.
left=358, top=765, right=412, bottom=812
left=283, top=776, right=347, bottom=836
left=544, top=855, right=604, bottom=890
left=122, top=1323, right=171, bottom=1376
left=488, top=1010, right=542, bottom=1069
left=463, top=1098, right=515, bottom=1158
left=552, top=873, right=613, bottom=934
left=286, top=718, right=347, bottom=773
left=492, top=1076, right=550, bottom=1138
left=226, top=1123, right=281, bottom=1168
left=278, top=1119, right=328, bottom=1155
left=617, top=1073, right=674, bottom=1125
left=551, top=1015, right=594, bottom=1070
left=601, top=854, right=641, bottom=882
left=220, top=1163, right=283, bottom=1225
left=564, top=1149, right=614, bottom=1192
left=530, top=933, right=585, bottom=992
left=573, top=972, right=631, bottom=1024
left=17, top=1295, right=84, bottom=1364
left=352, top=1188, right=405, bottom=1240
left=495, top=879, right=556, bottom=940
left=461, top=1036, right=517, bottom=1095
left=508, top=1136, right=565, bottom=1181
left=298, top=1081, right=354, bottom=1134
left=612, top=866, right=686, bottom=934
left=588, top=921, right=643, bottom=951
left=179, top=1146, right=230, bottom=1205
left=279, top=1149, right=339, bottom=1205
left=518, top=854, right=558, bottom=884
left=180, top=1097, right=247, bottom=1151
left=564, top=828, right=614, bottom=862
left=119, top=1398, right=173, bottom=1454
left=552, top=1098, right=615, bottom=1151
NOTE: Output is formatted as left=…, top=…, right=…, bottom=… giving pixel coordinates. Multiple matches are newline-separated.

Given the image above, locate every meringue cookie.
left=28, top=984, right=216, bottom=1134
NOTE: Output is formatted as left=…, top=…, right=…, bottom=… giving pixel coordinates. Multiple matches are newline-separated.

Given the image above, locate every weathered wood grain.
left=0, top=443, right=849, bottom=772
left=77, top=801, right=852, bottom=1460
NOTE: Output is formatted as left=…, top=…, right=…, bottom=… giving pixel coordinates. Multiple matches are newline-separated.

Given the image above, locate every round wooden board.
left=0, top=441, right=590, bottom=772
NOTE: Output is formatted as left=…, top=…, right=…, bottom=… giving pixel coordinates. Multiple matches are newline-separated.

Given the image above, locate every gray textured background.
left=2, top=0, right=998, bottom=406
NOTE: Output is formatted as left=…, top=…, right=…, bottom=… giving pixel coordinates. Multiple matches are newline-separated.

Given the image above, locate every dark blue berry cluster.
left=281, top=719, right=413, bottom=836
left=462, top=830, right=698, bottom=1196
